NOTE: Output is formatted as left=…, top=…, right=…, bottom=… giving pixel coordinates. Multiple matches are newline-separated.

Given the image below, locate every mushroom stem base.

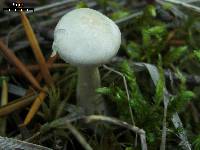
left=77, top=67, right=107, bottom=115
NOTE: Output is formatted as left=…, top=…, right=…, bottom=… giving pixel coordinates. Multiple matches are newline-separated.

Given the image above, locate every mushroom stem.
left=77, top=66, right=107, bottom=114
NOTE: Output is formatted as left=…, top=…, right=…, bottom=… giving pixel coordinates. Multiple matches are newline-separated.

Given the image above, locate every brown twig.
left=0, top=40, right=41, bottom=90
left=0, top=58, right=58, bottom=117
left=0, top=49, right=58, bottom=118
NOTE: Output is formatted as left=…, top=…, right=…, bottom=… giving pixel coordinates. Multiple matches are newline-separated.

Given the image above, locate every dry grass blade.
left=0, top=92, right=37, bottom=117
left=0, top=77, right=8, bottom=136
left=20, top=86, right=48, bottom=127
left=103, top=65, right=135, bottom=126
left=85, top=115, right=147, bottom=150
left=41, top=114, right=147, bottom=150
left=20, top=11, right=53, bottom=86
left=0, top=77, right=8, bottom=107
left=0, top=40, right=41, bottom=90
left=85, top=115, right=145, bottom=134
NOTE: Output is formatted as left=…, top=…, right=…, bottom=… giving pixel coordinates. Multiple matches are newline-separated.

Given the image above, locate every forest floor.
left=0, top=0, right=200, bottom=150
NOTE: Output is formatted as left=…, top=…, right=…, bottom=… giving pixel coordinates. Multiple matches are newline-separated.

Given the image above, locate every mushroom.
left=52, top=8, right=121, bottom=114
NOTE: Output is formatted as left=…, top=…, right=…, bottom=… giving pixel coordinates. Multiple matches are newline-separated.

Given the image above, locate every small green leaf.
left=147, top=132, right=156, bottom=143
left=154, top=77, right=164, bottom=106
left=194, top=50, right=200, bottom=62
left=164, top=46, right=188, bottom=64
left=126, top=41, right=141, bottom=59
left=148, top=26, right=166, bottom=35
left=114, top=87, right=126, bottom=102
left=142, top=25, right=166, bottom=47
left=96, top=87, right=112, bottom=95
left=193, top=135, right=200, bottom=150
left=75, top=1, right=88, bottom=8
left=147, top=5, right=157, bottom=17
left=162, top=2, right=173, bottom=10
left=154, top=56, right=165, bottom=106
left=180, top=91, right=195, bottom=101
left=125, top=147, right=132, bottom=150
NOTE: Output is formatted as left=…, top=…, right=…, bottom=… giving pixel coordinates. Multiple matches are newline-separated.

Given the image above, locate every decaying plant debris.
left=0, top=0, right=200, bottom=150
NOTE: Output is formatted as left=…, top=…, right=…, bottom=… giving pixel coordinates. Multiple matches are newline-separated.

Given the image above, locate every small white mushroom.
left=52, top=8, right=121, bottom=114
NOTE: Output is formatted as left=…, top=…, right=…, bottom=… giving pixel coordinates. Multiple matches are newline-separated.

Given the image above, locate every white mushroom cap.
left=52, top=8, right=121, bottom=66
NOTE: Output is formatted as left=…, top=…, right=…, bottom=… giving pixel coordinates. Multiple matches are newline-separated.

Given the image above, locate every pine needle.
left=20, top=11, right=53, bottom=86
left=20, top=86, right=48, bottom=127
left=0, top=92, right=37, bottom=117
left=0, top=77, right=8, bottom=136
left=0, top=40, right=41, bottom=90
left=21, top=55, right=59, bottom=126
